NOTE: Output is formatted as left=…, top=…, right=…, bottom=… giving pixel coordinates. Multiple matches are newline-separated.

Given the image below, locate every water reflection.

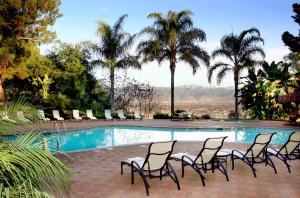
left=46, top=127, right=293, bottom=152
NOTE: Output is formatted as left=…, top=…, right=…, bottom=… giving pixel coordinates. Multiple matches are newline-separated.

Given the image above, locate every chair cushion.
left=232, top=150, right=246, bottom=158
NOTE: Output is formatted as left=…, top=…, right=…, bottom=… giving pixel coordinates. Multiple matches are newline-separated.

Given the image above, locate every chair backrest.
left=195, top=137, right=227, bottom=164
left=117, top=110, right=124, bottom=117
left=246, top=133, right=275, bottom=158
left=142, top=141, right=176, bottom=171
left=279, top=132, right=300, bottom=155
left=73, top=110, right=80, bottom=118
left=105, top=109, right=111, bottom=117
left=53, top=110, right=61, bottom=119
left=86, top=110, right=93, bottom=118
left=38, top=110, right=46, bottom=119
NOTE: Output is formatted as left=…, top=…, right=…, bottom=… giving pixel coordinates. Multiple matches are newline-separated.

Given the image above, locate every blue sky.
left=44, top=0, right=298, bottom=87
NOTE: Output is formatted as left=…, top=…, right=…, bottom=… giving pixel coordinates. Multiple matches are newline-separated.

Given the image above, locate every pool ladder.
left=53, top=121, right=67, bottom=151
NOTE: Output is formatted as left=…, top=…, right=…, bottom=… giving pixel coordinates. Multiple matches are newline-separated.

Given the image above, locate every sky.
left=42, top=0, right=298, bottom=87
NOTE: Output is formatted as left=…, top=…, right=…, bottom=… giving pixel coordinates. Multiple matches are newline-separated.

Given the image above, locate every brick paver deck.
left=51, top=120, right=300, bottom=198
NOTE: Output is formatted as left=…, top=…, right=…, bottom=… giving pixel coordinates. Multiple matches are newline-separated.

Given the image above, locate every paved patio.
left=50, top=120, right=300, bottom=198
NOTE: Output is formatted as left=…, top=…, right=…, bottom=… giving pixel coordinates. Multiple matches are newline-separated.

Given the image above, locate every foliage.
left=200, top=114, right=211, bottom=119
left=282, top=3, right=300, bottom=53
left=4, top=42, right=109, bottom=113
left=240, top=66, right=291, bottom=120
left=208, top=28, right=265, bottom=119
left=0, top=97, right=69, bottom=197
left=0, top=0, right=62, bottom=102
left=137, top=10, right=209, bottom=115
left=228, top=111, right=236, bottom=119
left=90, top=15, right=141, bottom=111
left=111, top=112, right=119, bottom=119
left=153, top=112, right=170, bottom=119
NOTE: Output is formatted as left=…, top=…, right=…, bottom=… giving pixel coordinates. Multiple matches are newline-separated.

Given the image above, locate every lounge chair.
left=266, top=132, right=300, bottom=173
left=72, top=110, right=82, bottom=121
left=16, top=111, right=30, bottom=122
left=226, top=133, right=276, bottom=177
left=86, top=109, right=97, bottom=120
left=38, top=110, right=50, bottom=121
left=134, top=111, right=142, bottom=120
left=117, top=109, right=126, bottom=120
left=104, top=109, right=113, bottom=120
left=170, top=137, right=228, bottom=186
left=121, top=141, right=180, bottom=196
left=52, top=110, right=64, bottom=121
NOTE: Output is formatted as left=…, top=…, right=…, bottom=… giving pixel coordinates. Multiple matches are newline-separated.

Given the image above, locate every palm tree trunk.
left=234, top=71, right=239, bottom=119
left=0, top=79, right=5, bottom=104
left=110, top=68, right=115, bottom=111
left=170, top=64, right=175, bottom=116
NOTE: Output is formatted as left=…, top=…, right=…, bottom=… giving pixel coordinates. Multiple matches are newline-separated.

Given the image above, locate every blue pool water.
left=43, top=126, right=295, bottom=153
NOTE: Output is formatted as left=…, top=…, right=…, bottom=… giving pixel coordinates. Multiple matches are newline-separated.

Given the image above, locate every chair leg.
left=167, top=162, right=180, bottom=190
left=135, top=168, right=150, bottom=196
left=121, top=162, right=124, bottom=175
left=216, top=159, right=229, bottom=182
left=231, top=155, right=235, bottom=170
left=131, top=166, right=134, bottom=184
left=191, top=165, right=205, bottom=186
left=181, top=160, right=185, bottom=177
left=266, top=155, right=277, bottom=174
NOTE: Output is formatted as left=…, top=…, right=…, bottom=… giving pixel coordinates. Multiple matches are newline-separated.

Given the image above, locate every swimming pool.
left=43, top=126, right=294, bottom=152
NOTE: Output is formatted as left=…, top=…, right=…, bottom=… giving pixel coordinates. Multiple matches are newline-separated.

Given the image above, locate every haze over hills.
left=155, top=85, right=234, bottom=105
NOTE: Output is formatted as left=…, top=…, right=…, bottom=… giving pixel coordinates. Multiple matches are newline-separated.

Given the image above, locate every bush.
left=153, top=112, right=170, bottom=119
left=111, top=112, right=119, bottom=119
left=200, top=114, right=211, bottom=119
left=228, top=111, right=236, bottom=119
left=175, top=109, right=185, bottom=113
left=95, top=112, right=105, bottom=119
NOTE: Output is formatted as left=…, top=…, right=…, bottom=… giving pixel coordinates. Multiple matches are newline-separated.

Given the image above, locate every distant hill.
left=155, top=85, right=234, bottom=104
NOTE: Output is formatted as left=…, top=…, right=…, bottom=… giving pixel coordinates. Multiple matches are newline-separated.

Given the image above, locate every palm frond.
left=116, top=56, right=141, bottom=70
left=208, top=62, right=232, bottom=83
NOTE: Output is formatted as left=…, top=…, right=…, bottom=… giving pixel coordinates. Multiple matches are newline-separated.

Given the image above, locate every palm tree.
left=137, top=10, right=210, bottom=116
left=0, top=97, right=69, bottom=197
left=208, top=28, right=265, bottom=119
left=91, top=15, right=141, bottom=111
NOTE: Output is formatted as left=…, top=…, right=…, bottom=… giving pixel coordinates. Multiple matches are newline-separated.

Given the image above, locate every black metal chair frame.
left=121, top=141, right=180, bottom=196
left=266, top=132, right=300, bottom=173
left=172, top=137, right=228, bottom=187
left=231, top=133, right=276, bottom=177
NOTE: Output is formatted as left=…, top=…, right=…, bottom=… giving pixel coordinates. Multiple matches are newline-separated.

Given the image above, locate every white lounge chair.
left=104, top=109, right=113, bottom=120
left=266, top=132, right=300, bottom=173
left=52, top=110, right=64, bottom=120
left=16, top=111, right=30, bottom=122
left=72, top=110, right=82, bottom=121
left=134, top=111, right=142, bottom=120
left=117, top=109, right=126, bottom=120
left=121, top=141, right=179, bottom=196
left=38, top=110, right=50, bottom=121
left=171, top=137, right=228, bottom=186
left=224, top=133, right=276, bottom=177
left=86, top=109, right=97, bottom=120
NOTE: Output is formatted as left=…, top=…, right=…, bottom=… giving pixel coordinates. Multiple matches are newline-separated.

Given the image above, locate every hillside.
left=155, top=85, right=234, bottom=104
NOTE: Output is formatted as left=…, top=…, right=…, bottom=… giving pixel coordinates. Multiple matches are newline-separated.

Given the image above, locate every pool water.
left=43, top=126, right=295, bottom=152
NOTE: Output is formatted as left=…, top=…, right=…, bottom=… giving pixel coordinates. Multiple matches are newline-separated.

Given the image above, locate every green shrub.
left=111, top=112, right=119, bottom=119
left=95, top=112, right=106, bottom=119
left=228, top=111, right=236, bottom=119
left=201, top=114, right=211, bottom=119
left=153, top=112, right=170, bottom=119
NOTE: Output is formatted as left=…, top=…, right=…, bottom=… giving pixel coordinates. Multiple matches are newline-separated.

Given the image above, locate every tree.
left=0, top=97, right=69, bottom=197
left=137, top=10, right=209, bottom=116
left=91, top=15, right=141, bottom=111
left=208, top=28, right=265, bottom=119
left=0, top=0, right=61, bottom=102
left=282, top=3, right=300, bottom=53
